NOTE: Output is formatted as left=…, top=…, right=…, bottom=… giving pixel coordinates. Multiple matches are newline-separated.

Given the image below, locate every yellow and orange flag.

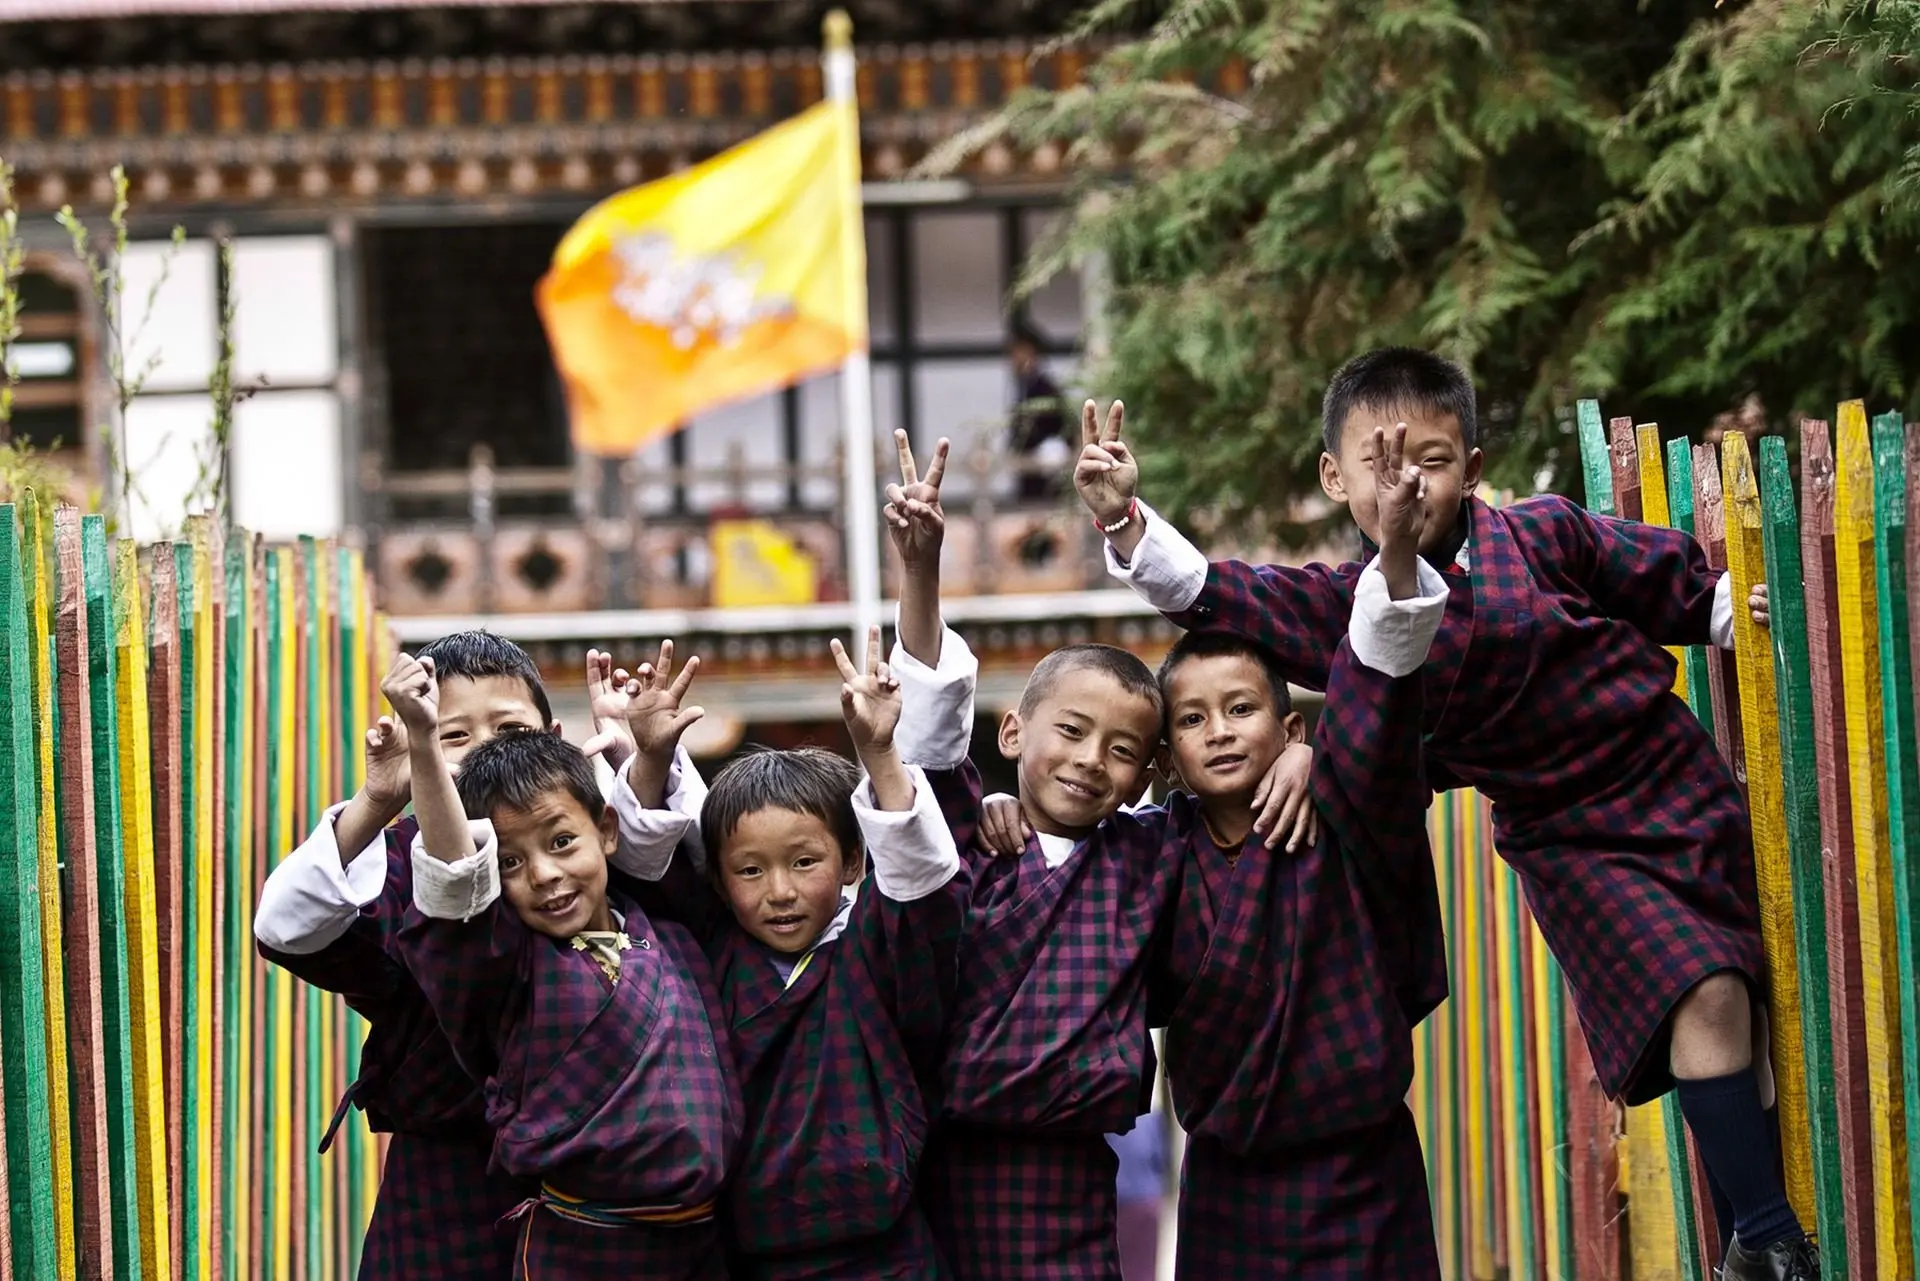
left=536, top=98, right=866, bottom=457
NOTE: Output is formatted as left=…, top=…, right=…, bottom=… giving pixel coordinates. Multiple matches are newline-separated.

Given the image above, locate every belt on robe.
left=506, top=1183, right=717, bottom=1229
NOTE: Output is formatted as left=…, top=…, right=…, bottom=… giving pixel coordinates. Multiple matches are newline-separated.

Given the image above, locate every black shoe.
left=1718, top=1234, right=1820, bottom=1281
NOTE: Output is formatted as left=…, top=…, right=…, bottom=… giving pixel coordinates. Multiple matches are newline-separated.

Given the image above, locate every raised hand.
left=832, top=624, right=902, bottom=758
left=883, top=429, right=949, bottom=568
left=1372, top=423, right=1428, bottom=558
left=623, top=639, right=705, bottom=764
left=581, top=648, right=638, bottom=770
left=1749, top=582, right=1770, bottom=630
left=1073, top=399, right=1138, bottom=528
left=382, top=653, right=441, bottom=739
left=362, top=715, right=412, bottom=811
left=1249, top=743, right=1318, bottom=852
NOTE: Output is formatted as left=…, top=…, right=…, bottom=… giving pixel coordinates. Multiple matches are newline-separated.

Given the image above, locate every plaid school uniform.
left=397, top=873, right=740, bottom=1281
left=644, top=821, right=972, bottom=1281
left=1155, top=637, right=1444, bottom=1279
left=258, top=813, right=530, bottom=1279
left=1172, top=494, right=1764, bottom=1102
left=919, top=762, right=1181, bottom=1281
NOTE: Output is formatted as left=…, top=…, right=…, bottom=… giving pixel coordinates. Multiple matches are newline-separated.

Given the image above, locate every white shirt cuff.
left=1103, top=501, right=1207, bottom=613
left=1348, top=555, right=1449, bottom=677
left=852, top=766, right=962, bottom=903
left=409, top=820, right=502, bottom=921
left=890, top=617, right=978, bottom=769
left=253, top=800, right=391, bottom=954
left=1711, top=572, right=1734, bottom=650
left=610, top=746, right=707, bottom=879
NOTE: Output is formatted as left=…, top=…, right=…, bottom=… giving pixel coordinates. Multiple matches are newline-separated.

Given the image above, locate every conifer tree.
left=929, top=0, right=1919, bottom=542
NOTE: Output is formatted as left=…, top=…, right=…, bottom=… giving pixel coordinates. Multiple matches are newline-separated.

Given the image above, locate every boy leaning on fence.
left=251, top=631, right=640, bottom=1279
left=1087, top=347, right=1818, bottom=1280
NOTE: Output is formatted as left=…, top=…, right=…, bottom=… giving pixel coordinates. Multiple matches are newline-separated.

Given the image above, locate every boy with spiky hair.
left=392, top=661, right=739, bottom=1277
left=1088, top=345, right=1813, bottom=1278
left=600, top=628, right=972, bottom=1279
left=254, top=633, right=636, bottom=1278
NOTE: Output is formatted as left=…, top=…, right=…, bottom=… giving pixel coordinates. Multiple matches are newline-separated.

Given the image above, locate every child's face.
left=436, top=675, right=556, bottom=767
left=492, top=790, right=618, bottom=939
left=1163, top=654, right=1305, bottom=806
left=999, top=668, right=1161, bottom=837
left=1319, top=407, right=1484, bottom=553
left=716, top=807, right=858, bottom=955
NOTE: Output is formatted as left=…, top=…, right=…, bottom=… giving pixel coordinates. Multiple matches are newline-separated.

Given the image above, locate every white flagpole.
left=824, top=9, right=882, bottom=658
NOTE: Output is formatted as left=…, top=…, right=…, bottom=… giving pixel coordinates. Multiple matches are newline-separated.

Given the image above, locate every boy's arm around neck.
left=1314, top=553, right=1450, bottom=1022
left=1105, top=500, right=1350, bottom=692
left=1543, top=495, right=1725, bottom=647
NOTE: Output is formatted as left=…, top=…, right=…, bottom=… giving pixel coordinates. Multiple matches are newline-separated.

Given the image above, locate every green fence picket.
left=0, top=505, right=56, bottom=1278
left=1758, top=436, right=1850, bottom=1265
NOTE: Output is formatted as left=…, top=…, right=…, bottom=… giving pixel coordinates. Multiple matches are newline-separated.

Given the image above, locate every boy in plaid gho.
left=1091, top=348, right=1814, bottom=1279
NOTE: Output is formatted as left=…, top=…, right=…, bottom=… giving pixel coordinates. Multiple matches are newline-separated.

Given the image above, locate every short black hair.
left=1156, top=630, right=1293, bottom=719
left=1018, top=644, right=1163, bottom=720
left=416, top=630, right=553, bottom=729
left=455, top=730, right=604, bottom=824
left=1321, top=346, right=1478, bottom=457
left=700, top=747, right=866, bottom=881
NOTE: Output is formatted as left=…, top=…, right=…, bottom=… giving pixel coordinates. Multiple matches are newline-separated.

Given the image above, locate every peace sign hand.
left=1073, top=400, right=1137, bottom=527
left=883, top=430, right=948, bottom=569
left=1372, top=423, right=1429, bottom=555
left=622, top=639, right=706, bottom=764
left=832, top=625, right=901, bottom=756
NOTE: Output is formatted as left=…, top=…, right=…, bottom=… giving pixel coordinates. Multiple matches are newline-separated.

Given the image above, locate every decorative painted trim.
left=1, top=41, right=1111, bottom=209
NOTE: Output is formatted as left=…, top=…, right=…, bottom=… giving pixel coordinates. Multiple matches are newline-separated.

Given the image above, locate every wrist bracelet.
left=1095, top=498, right=1138, bottom=535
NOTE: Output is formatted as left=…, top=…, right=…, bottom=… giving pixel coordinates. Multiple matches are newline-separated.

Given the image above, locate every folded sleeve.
left=1347, top=555, right=1450, bottom=677
left=852, top=765, right=963, bottom=904
left=409, top=820, right=502, bottom=922
left=891, top=618, right=979, bottom=769
left=1103, top=501, right=1208, bottom=613
left=1711, top=572, right=1735, bottom=650
left=609, top=745, right=708, bottom=880
left=254, top=801, right=392, bottom=954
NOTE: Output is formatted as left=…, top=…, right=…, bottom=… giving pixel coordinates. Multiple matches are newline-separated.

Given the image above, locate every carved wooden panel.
left=373, top=527, right=481, bottom=615
left=490, top=524, right=594, bottom=614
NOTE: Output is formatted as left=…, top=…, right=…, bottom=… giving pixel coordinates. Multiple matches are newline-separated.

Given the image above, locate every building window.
left=360, top=200, right=1083, bottom=525
left=2, top=265, right=91, bottom=454
left=118, top=235, right=346, bottom=544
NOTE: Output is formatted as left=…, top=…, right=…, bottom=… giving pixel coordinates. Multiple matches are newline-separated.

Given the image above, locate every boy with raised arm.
left=1086, top=346, right=1811, bottom=1277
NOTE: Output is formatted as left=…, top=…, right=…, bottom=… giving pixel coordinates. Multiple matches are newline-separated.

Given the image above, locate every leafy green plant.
left=56, top=164, right=188, bottom=533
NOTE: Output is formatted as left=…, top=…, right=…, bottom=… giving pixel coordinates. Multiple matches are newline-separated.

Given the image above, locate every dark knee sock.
left=1703, top=1163, right=1735, bottom=1253
left=1765, top=1105, right=1781, bottom=1173
left=1675, top=1070, right=1803, bottom=1251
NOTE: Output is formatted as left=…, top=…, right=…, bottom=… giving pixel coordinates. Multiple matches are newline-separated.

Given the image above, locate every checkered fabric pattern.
left=509, top=1207, right=728, bottom=1281
left=727, top=1201, right=947, bottom=1281
left=1155, top=641, right=1445, bottom=1155
left=702, top=865, right=970, bottom=1268
left=397, top=882, right=742, bottom=1271
left=920, top=1123, right=1122, bottom=1280
left=259, top=815, right=528, bottom=1276
left=1173, top=495, right=1765, bottom=1102
left=1174, top=1106, right=1439, bottom=1279
left=912, top=763, right=1180, bottom=1279
left=924, top=762, right=1178, bottom=1133
left=354, top=1130, right=528, bottom=1279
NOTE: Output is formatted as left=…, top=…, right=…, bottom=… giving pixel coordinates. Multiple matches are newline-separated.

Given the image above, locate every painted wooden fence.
left=1412, top=399, right=1917, bottom=1279
left=7, top=406, right=1917, bottom=1280
left=0, top=497, right=390, bottom=1281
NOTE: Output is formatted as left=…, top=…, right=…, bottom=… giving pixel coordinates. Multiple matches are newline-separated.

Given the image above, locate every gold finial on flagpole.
left=824, top=9, right=853, bottom=51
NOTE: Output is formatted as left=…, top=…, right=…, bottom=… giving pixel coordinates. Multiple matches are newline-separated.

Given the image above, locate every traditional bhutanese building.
left=0, top=0, right=1319, bottom=772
